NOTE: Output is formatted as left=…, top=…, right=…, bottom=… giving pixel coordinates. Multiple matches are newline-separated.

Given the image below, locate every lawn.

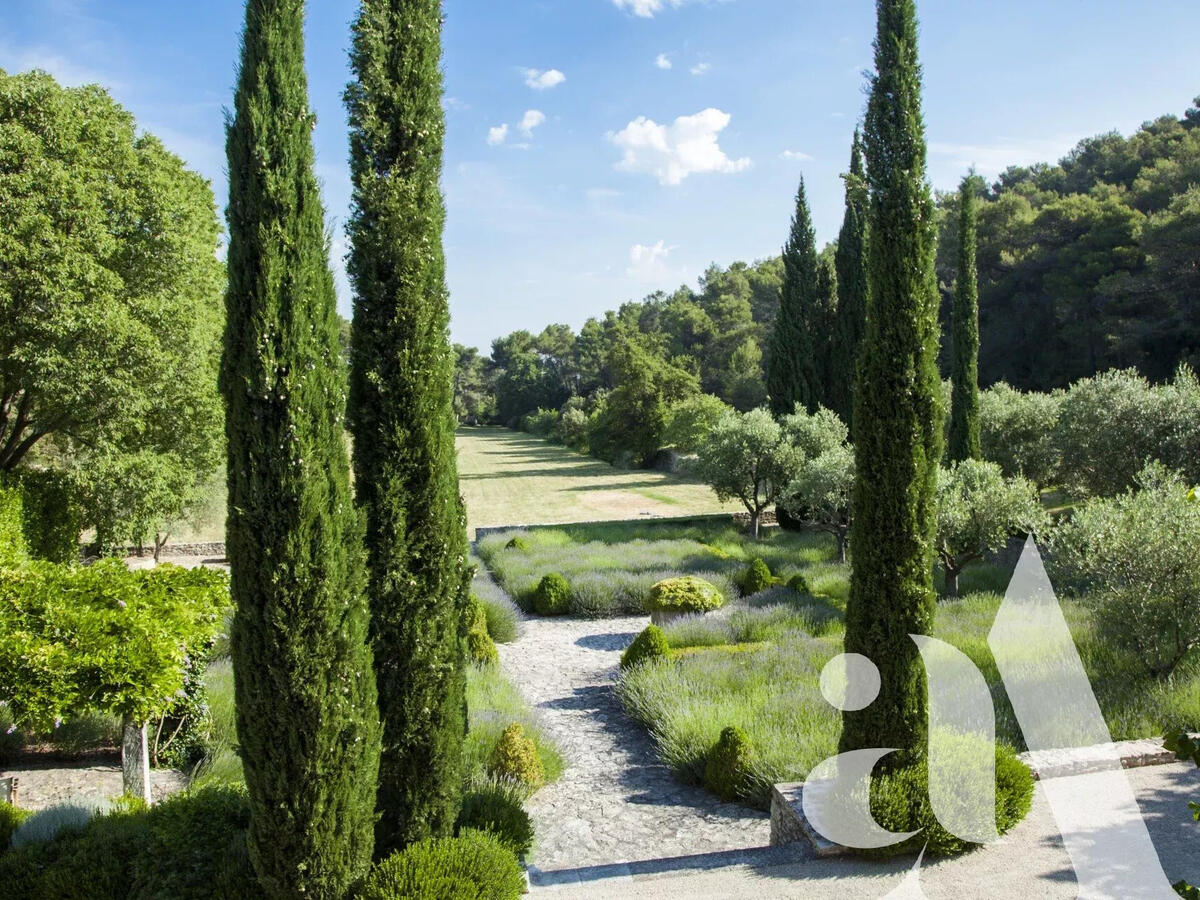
left=456, top=427, right=739, bottom=537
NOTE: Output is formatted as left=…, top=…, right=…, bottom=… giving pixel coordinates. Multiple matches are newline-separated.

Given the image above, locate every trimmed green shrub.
left=620, top=625, right=670, bottom=671
left=456, top=786, right=534, bottom=858
left=1, top=803, right=30, bottom=851
left=738, top=559, right=774, bottom=597
left=787, top=573, right=811, bottom=595
left=532, top=573, right=571, bottom=616
left=647, top=576, right=724, bottom=615
left=867, top=743, right=1034, bottom=857
left=505, top=536, right=530, bottom=552
left=0, top=484, right=26, bottom=564
left=132, top=784, right=256, bottom=899
left=12, top=470, right=82, bottom=564
left=487, top=724, right=544, bottom=789
left=704, top=726, right=757, bottom=802
left=467, top=600, right=499, bottom=666
left=357, top=830, right=525, bottom=900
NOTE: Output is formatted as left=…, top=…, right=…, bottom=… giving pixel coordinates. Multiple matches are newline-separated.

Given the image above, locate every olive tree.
left=936, top=459, right=1047, bottom=598
left=781, top=444, right=855, bottom=562
left=780, top=404, right=849, bottom=460
left=664, top=394, right=731, bottom=454
left=978, top=382, right=1063, bottom=487
left=0, top=69, right=224, bottom=547
left=695, top=409, right=802, bottom=538
left=1050, top=465, right=1200, bottom=679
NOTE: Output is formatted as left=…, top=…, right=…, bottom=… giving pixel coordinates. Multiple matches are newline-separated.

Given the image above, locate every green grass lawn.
left=456, top=427, right=739, bottom=536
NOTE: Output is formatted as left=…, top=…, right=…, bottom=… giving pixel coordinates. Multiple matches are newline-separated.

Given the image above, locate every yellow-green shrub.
left=487, top=724, right=544, bottom=789
left=647, top=576, right=724, bottom=615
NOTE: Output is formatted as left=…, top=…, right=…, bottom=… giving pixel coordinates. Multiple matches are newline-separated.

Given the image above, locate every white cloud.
left=655, top=53, right=672, bottom=70
left=613, top=0, right=729, bottom=18
left=780, top=149, right=814, bottom=161
left=487, top=124, right=509, bottom=146
left=690, top=62, right=711, bottom=76
left=524, top=68, right=566, bottom=90
left=443, top=96, right=470, bottom=111
left=610, top=108, right=751, bottom=186
left=519, top=109, right=546, bottom=137
left=626, top=240, right=674, bottom=282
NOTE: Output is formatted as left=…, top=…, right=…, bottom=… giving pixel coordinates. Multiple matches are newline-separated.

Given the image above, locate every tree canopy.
left=0, top=69, right=225, bottom=547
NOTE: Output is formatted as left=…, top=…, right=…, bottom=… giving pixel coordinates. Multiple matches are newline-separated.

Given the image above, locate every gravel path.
left=1, top=761, right=186, bottom=811
left=497, top=614, right=769, bottom=872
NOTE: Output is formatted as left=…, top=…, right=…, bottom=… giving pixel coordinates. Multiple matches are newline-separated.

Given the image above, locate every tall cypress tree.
left=833, top=130, right=869, bottom=432
left=815, top=249, right=839, bottom=410
left=841, top=0, right=943, bottom=762
left=768, top=177, right=819, bottom=416
left=345, top=0, right=471, bottom=856
left=222, top=0, right=380, bottom=894
left=948, top=174, right=982, bottom=462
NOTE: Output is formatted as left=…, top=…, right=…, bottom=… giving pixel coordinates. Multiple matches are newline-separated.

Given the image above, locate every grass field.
left=456, top=427, right=738, bottom=536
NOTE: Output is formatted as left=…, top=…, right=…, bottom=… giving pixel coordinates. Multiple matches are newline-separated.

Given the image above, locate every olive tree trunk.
left=121, top=718, right=151, bottom=804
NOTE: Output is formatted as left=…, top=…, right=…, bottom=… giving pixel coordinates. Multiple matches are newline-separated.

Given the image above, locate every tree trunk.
left=945, top=566, right=960, bottom=600
left=121, top=718, right=151, bottom=804
left=836, top=532, right=848, bottom=564
left=749, top=509, right=761, bottom=540
left=153, top=532, right=169, bottom=563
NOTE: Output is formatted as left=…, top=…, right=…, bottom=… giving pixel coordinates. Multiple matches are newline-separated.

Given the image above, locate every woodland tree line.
left=454, top=96, right=1200, bottom=459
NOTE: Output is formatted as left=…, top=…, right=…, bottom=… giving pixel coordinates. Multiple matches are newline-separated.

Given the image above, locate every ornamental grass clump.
left=487, top=724, right=545, bottom=790
left=647, top=576, right=725, bottom=616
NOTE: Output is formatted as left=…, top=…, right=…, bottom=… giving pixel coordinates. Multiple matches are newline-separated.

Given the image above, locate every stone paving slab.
left=496, top=614, right=770, bottom=871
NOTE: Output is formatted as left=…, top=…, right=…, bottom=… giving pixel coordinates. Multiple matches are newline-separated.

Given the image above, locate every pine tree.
left=345, top=0, right=471, bottom=856
left=841, top=0, right=943, bottom=762
left=833, top=130, right=869, bottom=432
left=222, top=0, right=380, bottom=894
left=768, top=177, right=820, bottom=416
left=948, top=174, right=983, bottom=462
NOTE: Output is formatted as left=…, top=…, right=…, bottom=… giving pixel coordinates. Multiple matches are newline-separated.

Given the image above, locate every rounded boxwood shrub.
left=867, top=742, right=1034, bottom=858
left=704, top=726, right=756, bottom=802
left=504, top=536, right=530, bottom=552
left=358, top=829, right=525, bottom=900
left=467, top=598, right=499, bottom=666
left=620, top=625, right=670, bottom=670
left=738, top=559, right=773, bottom=597
left=487, top=724, right=544, bottom=789
left=532, top=573, right=570, bottom=616
left=787, top=573, right=810, bottom=595
left=647, top=576, right=724, bottom=615
left=456, top=785, right=535, bottom=858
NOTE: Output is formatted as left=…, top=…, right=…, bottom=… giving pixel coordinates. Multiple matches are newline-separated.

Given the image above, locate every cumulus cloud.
left=690, top=62, right=711, bottom=76
left=524, top=68, right=566, bottom=90
left=655, top=53, right=672, bottom=70
left=519, top=109, right=547, bottom=137
left=610, top=108, right=750, bottom=186
left=780, top=149, right=814, bottom=161
left=613, top=0, right=729, bottom=18
left=627, top=241, right=674, bottom=282
left=487, top=124, right=509, bottom=146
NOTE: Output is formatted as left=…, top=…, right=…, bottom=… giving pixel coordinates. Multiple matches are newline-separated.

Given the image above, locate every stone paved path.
left=1, top=761, right=186, bottom=811
left=497, top=614, right=769, bottom=871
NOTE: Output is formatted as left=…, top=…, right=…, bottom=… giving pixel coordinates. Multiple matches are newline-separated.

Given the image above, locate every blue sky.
left=2, top=1, right=1197, bottom=352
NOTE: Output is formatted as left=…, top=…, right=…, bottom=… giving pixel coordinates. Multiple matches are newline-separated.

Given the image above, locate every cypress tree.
left=841, top=0, right=943, bottom=762
left=222, top=0, right=380, bottom=895
left=768, top=177, right=819, bottom=416
left=833, top=130, right=869, bottom=432
left=345, top=0, right=471, bottom=855
left=815, top=249, right=839, bottom=409
left=948, top=174, right=983, bottom=462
